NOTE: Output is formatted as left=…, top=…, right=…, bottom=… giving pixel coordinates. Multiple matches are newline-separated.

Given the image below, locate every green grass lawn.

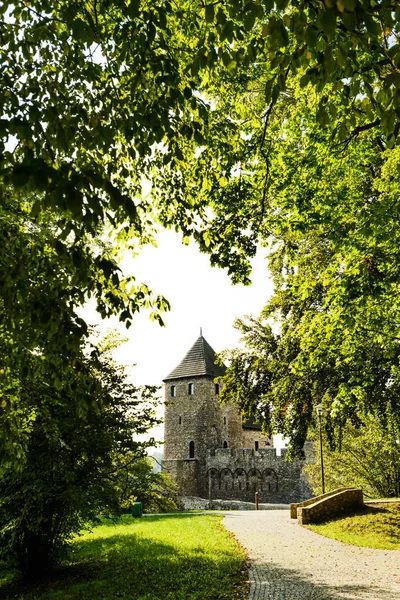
left=0, top=514, right=248, bottom=600
left=304, top=502, right=400, bottom=550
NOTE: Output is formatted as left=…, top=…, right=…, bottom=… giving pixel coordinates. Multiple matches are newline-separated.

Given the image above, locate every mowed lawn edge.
left=303, top=503, right=400, bottom=550
left=0, top=513, right=249, bottom=600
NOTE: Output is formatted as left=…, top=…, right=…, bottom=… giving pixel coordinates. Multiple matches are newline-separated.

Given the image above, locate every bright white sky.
left=83, top=229, right=274, bottom=385
left=80, top=229, right=280, bottom=447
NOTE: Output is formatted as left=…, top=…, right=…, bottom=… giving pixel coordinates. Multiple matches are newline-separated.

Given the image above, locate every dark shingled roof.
left=163, top=336, right=226, bottom=381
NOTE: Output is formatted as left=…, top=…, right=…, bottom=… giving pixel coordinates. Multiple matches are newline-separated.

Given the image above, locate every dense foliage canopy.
left=2, top=0, right=400, bottom=286
left=220, top=87, right=400, bottom=452
left=2, top=0, right=400, bottom=475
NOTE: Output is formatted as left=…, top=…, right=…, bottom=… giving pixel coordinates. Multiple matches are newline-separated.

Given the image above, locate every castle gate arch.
left=234, top=468, right=246, bottom=492
left=207, top=468, right=219, bottom=493
left=220, top=468, right=233, bottom=491
left=262, top=468, right=278, bottom=493
left=248, top=468, right=262, bottom=491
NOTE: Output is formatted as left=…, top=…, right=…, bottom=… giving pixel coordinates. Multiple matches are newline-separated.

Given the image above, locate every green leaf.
left=11, top=166, right=30, bottom=187
left=216, top=8, right=226, bottom=25
left=341, top=10, right=356, bottom=30
left=386, top=133, right=396, bottom=148
left=128, top=0, right=140, bottom=19
left=71, top=18, right=93, bottom=43
left=175, top=146, right=184, bottom=161
left=324, top=47, right=336, bottom=74
left=300, top=72, right=311, bottom=88
left=30, top=200, right=41, bottom=218
left=363, top=14, right=380, bottom=36
left=205, top=3, right=214, bottom=23
left=221, top=20, right=234, bottom=42
left=336, top=45, right=347, bottom=67
left=244, top=10, right=256, bottom=32
left=316, top=105, right=330, bottom=126
left=157, top=8, right=167, bottom=30
left=381, top=109, right=396, bottom=134
left=342, top=0, right=356, bottom=9
left=318, top=9, right=337, bottom=40
left=305, top=25, right=318, bottom=47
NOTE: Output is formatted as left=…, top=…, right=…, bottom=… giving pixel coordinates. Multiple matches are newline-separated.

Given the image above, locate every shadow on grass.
left=97, top=512, right=209, bottom=526
left=248, top=561, right=399, bottom=600
left=0, top=521, right=246, bottom=600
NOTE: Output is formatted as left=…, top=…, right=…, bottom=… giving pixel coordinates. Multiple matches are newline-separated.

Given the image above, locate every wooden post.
left=255, top=491, right=259, bottom=510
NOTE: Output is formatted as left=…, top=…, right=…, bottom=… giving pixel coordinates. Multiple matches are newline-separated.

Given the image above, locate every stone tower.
left=162, top=334, right=243, bottom=496
left=162, top=334, right=311, bottom=504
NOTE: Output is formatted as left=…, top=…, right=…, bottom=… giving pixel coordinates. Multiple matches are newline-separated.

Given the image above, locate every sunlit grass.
left=304, top=502, right=400, bottom=550
left=0, top=514, right=248, bottom=599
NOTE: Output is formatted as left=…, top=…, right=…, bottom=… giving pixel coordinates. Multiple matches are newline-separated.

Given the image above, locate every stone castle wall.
left=242, top=427, right=272, bottom=450
left=203, top=447, right=311, bottom=504
left=162, top=458, right=201, bottom=497
left=163, top=372, right=311, bottom=504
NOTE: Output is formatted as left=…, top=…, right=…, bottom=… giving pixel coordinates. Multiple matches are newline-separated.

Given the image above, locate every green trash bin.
left=132, top=502, right=142, bottom=518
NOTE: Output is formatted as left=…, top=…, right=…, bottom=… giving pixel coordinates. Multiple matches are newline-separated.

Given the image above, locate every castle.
left=162, top=334, right=311, bottom=504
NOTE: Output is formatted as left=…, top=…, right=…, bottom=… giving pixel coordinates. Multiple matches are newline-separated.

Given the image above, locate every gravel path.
left=223, top=510, right=400, bottom=600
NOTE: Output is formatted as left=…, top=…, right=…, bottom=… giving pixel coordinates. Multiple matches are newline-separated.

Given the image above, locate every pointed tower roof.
left=163, top=335, right=226, bottom=381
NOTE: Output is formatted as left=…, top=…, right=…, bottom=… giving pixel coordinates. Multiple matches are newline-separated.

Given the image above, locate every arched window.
left=255, top=441, right=259, bottom=451
left=215, top=383, right=220, bottom=395
left=170, top=385, right=176, bottom=398
left=188, top=382, right=194, bottom=395
left=223, top=416, right=227, bottom=425
left=223, top=440, right=228, bottom=449
left=189, top=441, right=195, bottom=458
left=178, top=416, right=182, bottom=424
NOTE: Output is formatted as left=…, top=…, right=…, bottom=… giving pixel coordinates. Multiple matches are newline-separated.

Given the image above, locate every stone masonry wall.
left=162, top=458, right=202, bottom=497
left=204, top=447, right=311, bottom=504
left=164, top=377, right=245, bottom=463
left=290, top=488, right=349, bottom=518
left=163, top=374, right=312, bottom=504
left=242, top=428, right=272, bottom=450
left=297, top=489, right=364, bottom=524
left=164, top=378, right=219, bottom=462
left=163, top=376, right=247, bottom=496
left=223, top=403, right=245, bottom=449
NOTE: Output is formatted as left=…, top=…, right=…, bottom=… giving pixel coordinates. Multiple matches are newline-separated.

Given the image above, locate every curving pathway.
left=223, top=510, right=400, bottom=600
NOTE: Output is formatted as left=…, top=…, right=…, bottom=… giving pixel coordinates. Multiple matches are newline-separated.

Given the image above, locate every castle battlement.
left=208, top=447, right=279, bottom=459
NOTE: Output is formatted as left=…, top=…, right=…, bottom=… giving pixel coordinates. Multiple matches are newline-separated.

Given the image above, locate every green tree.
left=4, top=0, right=398, bottom=298
left=0, top=342, right=160, bottom=580
left=305, top=415, right=400, bottom=498
left=218, top=72, right=400, bottom=453
left=116, top=456, right=181, bottom=514
left=0, top=208, right=163, bottom=580
left=221, top=270, right=400, bottom=457
left=3, top=0, right=400, bottom=484
left=0, top=185, right=167, bottom=465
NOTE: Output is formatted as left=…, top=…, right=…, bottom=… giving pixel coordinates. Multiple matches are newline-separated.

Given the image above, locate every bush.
left=116, top=456, right=182, bottom=514
left=305, top=414, right=400, bottom=498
